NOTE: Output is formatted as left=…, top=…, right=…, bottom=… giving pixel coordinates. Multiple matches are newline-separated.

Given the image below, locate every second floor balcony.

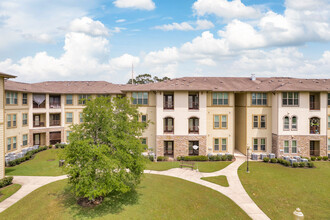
left=50, top=114, right=61, bottom=126
left=33, top=113, right=46, bottom=127
left=49, top=95, right=61, bottom=109
left=33, top=94, right=46, bottom=108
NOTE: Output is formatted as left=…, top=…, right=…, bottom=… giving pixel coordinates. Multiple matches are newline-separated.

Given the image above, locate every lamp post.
left=246, top=146, right=251, bottom=173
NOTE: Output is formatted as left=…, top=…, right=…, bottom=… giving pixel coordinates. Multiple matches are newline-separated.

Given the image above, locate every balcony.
left=33, top=114, right=46, bottom=128
left=164, top=101, right=174, bottom=110
left=309, top=93, right=320, bottom=110
left=49, top=95, right=61, bottom=109
left=188, top=93, right=199, bottom=110
left=50, top=131, right=61, bottom=145
left=188, top=126, right=199, bottom=134
left=33, top=94, right=46, bottom=108
left=189, top=102, right=199, bottom=110
left=310, top=117, right=320, bottom=134
left=164, top=126, right=174, bottom=133
left=50, top=114, right=61, bottom=126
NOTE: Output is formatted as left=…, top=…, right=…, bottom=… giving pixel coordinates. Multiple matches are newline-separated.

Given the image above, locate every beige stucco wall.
left=206, top=92, right=235, bottom=154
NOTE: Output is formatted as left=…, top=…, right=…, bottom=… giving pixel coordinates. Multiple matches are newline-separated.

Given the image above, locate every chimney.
left=251, top=74, right=256, bottom=81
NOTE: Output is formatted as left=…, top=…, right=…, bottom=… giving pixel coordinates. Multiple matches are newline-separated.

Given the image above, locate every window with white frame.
left=253, top=115, right=266, bottom=128
left=214, top=139, right=219, bottom=151
left=66, top=113, right=73, bottom=123
left=253, top=138, right=266, bottom=151
left=22, top=113, right=28, bottom=126
left=7, top=138, right=11, bottom=151
left=284, top=140, right=289, bottom=153
left=292, top=116, right=297, bottom=130
left=221, top=138, right=227, bottom=151
left=284, top=116, right=289, bottom=130
left=214, top=115, right=227, bottom=129
left=22, top=93, right=28, bottom=105
left=66, top=95, right=73, bottom=105
left=7, top=114, right=17, bottom=128
left=251, top=93, right=267, bottom=105
left=212, top=92, right=228, bottom=105
left=132, top=92, right=148, bottom=105
left=23, top=134, right=28, bottom=146
left=292, top=140, right=297, bottom=153
left=13, top=137, right=17, bottom=149
left=282, top=92, right=299, bottom=106
left=6, top=92, right=18, bottom=105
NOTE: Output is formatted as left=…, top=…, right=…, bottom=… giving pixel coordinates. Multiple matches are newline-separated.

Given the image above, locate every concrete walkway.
left=0, top=175, right=67, bottom=213
left=0, top=157, right=269, bottom=219
left=144, top=156, right=270, bottom=220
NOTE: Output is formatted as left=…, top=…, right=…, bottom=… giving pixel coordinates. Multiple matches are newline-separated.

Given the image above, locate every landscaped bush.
left=302, top=157, right=311, bottom=162
left=283, top=160, right=290, bottom=166
left=183, top=156, right=208, bottom=161
left=311, top=156, right=316, bottom=161
left=177, top=156, right=183, bottom=161
left=208, top=155, right=217, bottom=161
left=0, top=176, right=13, bottom=188
left=292, top=162, right=299, bottom=168
left=277, top=158, right=283, bottom=164
left=157, top=156, right=169, bottom=161
left=263, top=157, right=270, bottom=162
left=317, top=156, right=322, bottom=161
left=148, top=155, right=154, bottom=162
left=48, top=145, right=53, bottom=149
left=270, top=158, right=277, bottom=163
left=221, top=155, right=227, bottom=161
left=298, top=162, right=305, bottom=167
left=55, top=143, right=66, bottom=149
left=226, top=154, right=233, bottom=161
left=6, top=146, right=49, bottom=167
left=307, top=162, right=315, bottom=168
left=322, top=156, right=328, bottom=161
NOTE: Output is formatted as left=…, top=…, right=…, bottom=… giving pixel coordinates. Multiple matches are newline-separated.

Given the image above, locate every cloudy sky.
left=0, top=0, right=330, bottom=83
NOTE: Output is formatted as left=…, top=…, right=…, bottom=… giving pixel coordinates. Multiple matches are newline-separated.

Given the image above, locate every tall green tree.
left=127, top=74, right=170, bottom=84
left=62, top=96, right=148, bottom=204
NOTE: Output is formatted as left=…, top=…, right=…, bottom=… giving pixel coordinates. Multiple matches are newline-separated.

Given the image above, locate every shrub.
left=322, top=156, right=328, bottom=161
left=307, top=162, right=315, bottom=168
left=8, top=160, right=17, bottom=167
left=226, top=154, right=233, bottom=161
left=221, top=155, right=227, bottom=161
left=0, top=176, right=13, bottom=188
left=277, top=158, right=282, bottom=164
left=48, top=145, right=53, bottom=149
left=317, top=156, right=322, bottom=161
left=292, top=162, right=299, bottom=168
left=177, top=156, right=183, bottom=161
left=157, top=156, right=164, bottom=161
left=208, top=155, right=216, bottom=161
left=283, top=160, right=290, bottom=166
left=311, top=156, right=316, bottom=161
left=298, top=162, right=305, bottom=168
left=263, top=157, right=270, bottom=162
left=148, top=155, right=154, bottom=162
left=215, top=155, right=222, bottom=161
left=183, top=156, right=208, bottom=161
left=270, top=158, right=277, bottom=163
left=55, top=143, right=66, bottom=149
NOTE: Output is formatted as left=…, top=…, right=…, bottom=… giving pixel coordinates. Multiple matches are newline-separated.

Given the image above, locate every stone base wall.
left=272, top=133, right=327, bottom=157
left=156, top=135, right=207, bottom=158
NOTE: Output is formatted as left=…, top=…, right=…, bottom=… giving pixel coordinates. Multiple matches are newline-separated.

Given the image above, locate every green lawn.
left=0, top=184, right=21, bottom=203
left=146, top=161, right=232, bottom=172
left=0, top=174, right=249, bottom=220
left=201, top=175, right=229, bottom=187
left=238, top=161, right=330, bottom=219
left=5, top=149, right=64, bottom=176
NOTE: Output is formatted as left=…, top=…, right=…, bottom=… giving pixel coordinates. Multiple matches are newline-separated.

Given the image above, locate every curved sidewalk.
left=0, top=175, right=67, bottom=213
left=144, top=157, right=270, bottom=220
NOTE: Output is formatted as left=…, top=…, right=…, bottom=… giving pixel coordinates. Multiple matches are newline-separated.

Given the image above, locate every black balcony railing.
left=164, top=101, right=174, bottom=109
left=50, top=120, right=60, bottom=126
left=310, top=102, right=320, bottom=110
left=189, top=126, right=199, bottom=133
left=33, top=122, right=45, bottom=127
left=189, top=102, right=199, bottom=110
left=164, top=126, right=174, bottom=133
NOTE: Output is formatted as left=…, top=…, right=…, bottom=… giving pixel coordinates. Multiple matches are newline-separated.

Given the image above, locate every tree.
left=127, top=74, right=170, bottom=84
left=62, top=96, right=148, bottom=205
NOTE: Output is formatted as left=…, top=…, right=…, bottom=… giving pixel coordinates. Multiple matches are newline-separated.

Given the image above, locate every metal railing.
left=50, top=120, right=60, bottom=126
left=189, top=102, right=199, bottom=110
left=164, top=101, right=174, bottom=109
left=33, top=122, right=45, bottom=127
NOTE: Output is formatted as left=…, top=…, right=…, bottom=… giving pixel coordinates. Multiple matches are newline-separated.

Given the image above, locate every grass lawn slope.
left=238, top=162, right=330, bottom=219
left=0, top=174, right=249, bottom=220
left=5, top=149, right=64, bottom=176
left=201, top=175, right=229, bottom=187
left=0, top=184, right=21, bottom=203
left=146, top=161, right=232, bottom=172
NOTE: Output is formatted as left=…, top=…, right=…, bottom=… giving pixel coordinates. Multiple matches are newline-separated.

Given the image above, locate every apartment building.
left=1, top=75, right=330, bottom=179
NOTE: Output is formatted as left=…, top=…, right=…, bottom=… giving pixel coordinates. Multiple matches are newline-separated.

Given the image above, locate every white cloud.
left=144, top=47, right=180, bottom=65
left=113, top=0, right=155, bottom=10
left=69, top=17, right=109, bottom=36
left=154, top=22, right=194, bottom=31
left=154, top=19, right=214, bottom=31
left=193, top=0, right=260, bottom=19
left=116, top=19, right=126, bottom=23
left=110, top=53, right=140, bottom=69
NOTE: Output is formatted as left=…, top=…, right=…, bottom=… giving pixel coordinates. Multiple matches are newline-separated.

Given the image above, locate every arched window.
left=310, top=117, right=320, bottom=134
left=164, top=117, right=174, bottom=133
left=284, top=116, right=289, bottom=130
left=291, top=116, right=297, bottom=130
left=189, top=117, right=199, bottom=133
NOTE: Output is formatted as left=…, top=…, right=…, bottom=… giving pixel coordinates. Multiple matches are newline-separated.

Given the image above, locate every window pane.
left=253, top=139, right=258, bottom=151
left=214, top=115, right=219, bottom=128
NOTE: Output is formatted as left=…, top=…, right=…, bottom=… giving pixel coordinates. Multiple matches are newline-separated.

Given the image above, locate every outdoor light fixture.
left=247, top=146, right=251, bottom=173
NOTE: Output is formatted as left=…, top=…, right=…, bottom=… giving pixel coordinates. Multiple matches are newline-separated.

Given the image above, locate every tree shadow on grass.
left=58, top=185, right=141, bottom=219
left=4, top=168, right=16, bottom=175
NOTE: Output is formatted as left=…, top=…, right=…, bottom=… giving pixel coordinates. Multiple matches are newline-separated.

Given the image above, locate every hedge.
left=6, top=146, right=48, bottom=167
left=0, top=176, right=13, bottom=188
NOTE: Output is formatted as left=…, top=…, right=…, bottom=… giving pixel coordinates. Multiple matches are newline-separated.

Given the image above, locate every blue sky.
left=0, top=0, right=329, bottom=83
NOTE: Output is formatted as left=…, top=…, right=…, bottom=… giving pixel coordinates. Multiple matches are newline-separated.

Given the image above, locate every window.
left=253, top=115, right=266, bottom=128
left=284, top=140, right=289, bottom=153
left=310, top=117, right=320, bottom=134
left=214, top=115, right=227, bottom=129
left=253, top=138, right=266, bottom=151
left=282, top=92, right=299, bottom=106
left=284, top=116, right=289, bottom=130
left=132, top=92, right=148, bottom=105
left=141, top=138, right=147, bottom=145
left=189, top=141, right=199, bottom=155
left=7, top=114, right=17, bottom=128
left=328, top=139, right=330, bottom=151
left=6, top=92, right=18, bottom=105
left=141, top=115, right=147, bottom=123
left=292, top=140, right=297, bottom=153
left=13, top=137, right=17, bottom=149
left=328, top=115, right=330, bottom=129
left=66, top=95, right=73, bottom=105
left=214, top=139, right=219, bottom=151
left=22, top=113, right=28, bottom=126
left=22, top=93, right=28, bottom=105
left=80, top=113, right=83, bottom=123
left=23, top=134, right=28, bottom=146
left=188, top=93, right=199, bottom=109
left=292, top=116, right=297, bottom=130
left=164, top=141, right=174, bottom=156
left=189, top=117, right=199, bottom=133
left=7, top=138, right=11, bottom=151
left=328, top=94, right=330, bottom=106
left=78, top=94, right=91, bottom=105
left=164, top=117, right=174, bottom=133
left=66, top=113, right=73, bottom=123
left=251, top=93, right=267, bottom=105
left=164, top=94, right=174, bottom=109
left=222, top=138, right=227, bottom=151
left=212, top=93, right=228, bottom=105
left=66, top=131, right=72, bottom=143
